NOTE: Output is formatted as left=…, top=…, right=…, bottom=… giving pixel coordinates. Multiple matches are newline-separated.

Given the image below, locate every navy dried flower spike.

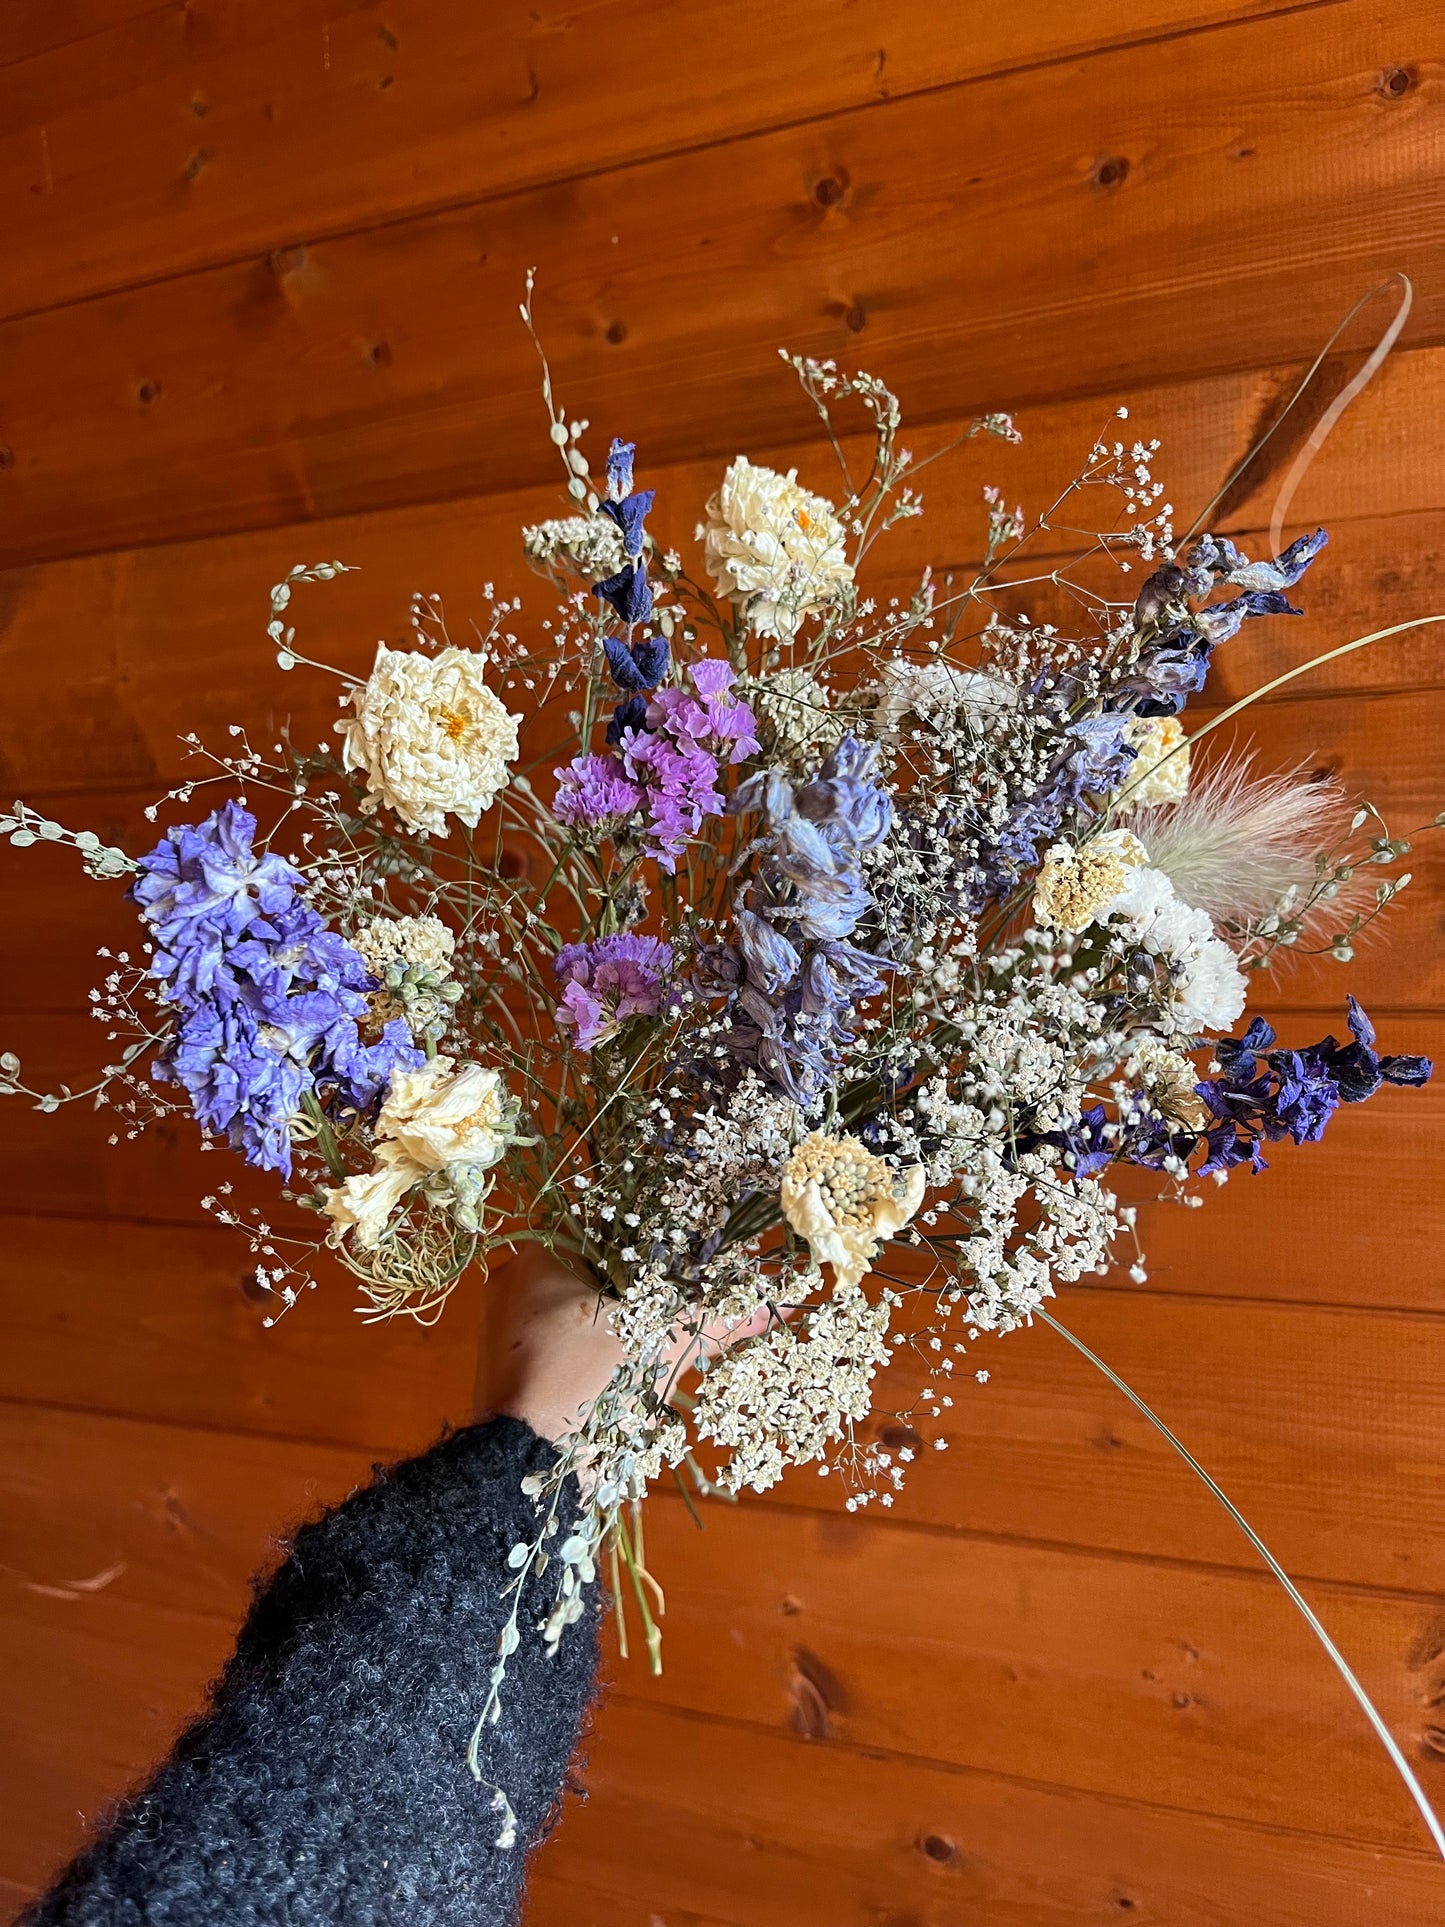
left=594, top=436, right=656, bottom=625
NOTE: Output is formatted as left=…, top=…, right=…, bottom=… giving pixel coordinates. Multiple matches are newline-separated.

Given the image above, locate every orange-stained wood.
left=1, top=0, right=1443, bottom=566
left=0, top=0, right=1314, bottom=318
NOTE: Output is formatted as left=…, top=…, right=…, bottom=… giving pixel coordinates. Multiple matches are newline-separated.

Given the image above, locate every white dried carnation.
left=699, top=456, right=852, bottom=638
left=1033, top=830, right=1147, bottom=933
left=1108, top=868, right=1247, bottom=1035
left=780, top=1130, right=925, bottom=1290
left=323, top=1056, right=517, bottom=1248
left=1118, top=715, right=1190, bottom=808
left=522, top=514, right=626, bottom=584
left=339, top=644, right=519, bottom=836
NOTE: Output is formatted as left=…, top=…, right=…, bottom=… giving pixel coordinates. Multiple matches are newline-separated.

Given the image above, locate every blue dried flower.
left=131, top=802, right=421, bottom=1176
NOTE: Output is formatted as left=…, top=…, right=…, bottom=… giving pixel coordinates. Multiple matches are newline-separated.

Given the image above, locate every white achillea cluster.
left=1033, top=829, right=1147, bottom=932
left=692, top=1281, right=893, bottom=1493
left=522, top=513, right=627, bottom=584
left=354, top=913, right=456, bottom=979
left=339, top=644, right=519, bottom=835
left=699, top=456, right=853, bottom=638
left=1126, top=1037, right=1211, bottom=1131
left=749, top=666, right=845, bottom=759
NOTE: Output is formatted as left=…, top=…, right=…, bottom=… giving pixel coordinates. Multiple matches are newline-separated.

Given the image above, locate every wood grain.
left=0, top=0, right=1314, bottom=318
left=5, top=1419, right=1445, bottom=1858
left=1, top=0, right=1443, bottom=565
left=5, top=347, right=1445, bottom=795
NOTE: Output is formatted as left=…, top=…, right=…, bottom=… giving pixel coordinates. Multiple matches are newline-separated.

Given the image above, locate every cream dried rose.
left=780, top=1130, right=926, bottom=1291
left=339, top=644, right=519, bottom=836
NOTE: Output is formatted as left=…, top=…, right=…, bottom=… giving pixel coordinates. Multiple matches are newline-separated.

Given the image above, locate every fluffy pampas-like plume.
left=1127, top=750, right=1359, bottom=935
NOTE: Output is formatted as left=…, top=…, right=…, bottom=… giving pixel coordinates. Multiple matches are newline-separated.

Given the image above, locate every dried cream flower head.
left=871, top=659, right=1016, bottom=739
left=780, top=1130, right=926, bottom=1291
left=322, top=1056, right=517, bottom=1249
left=1118, top=716, right=1190, bottom=809
left=1127, top=1037, right=1210, bottom=1132
left=522, top=514, right=626, bottom=584
left=749, top=666, right=845, bottom=758
left=354, top=913, right=456, bottom=981
left=699, top=456, right=852, bottom=639
left=339, top=644, right=520, bottom=836
left=1033, top=829, right=1148, bottom=933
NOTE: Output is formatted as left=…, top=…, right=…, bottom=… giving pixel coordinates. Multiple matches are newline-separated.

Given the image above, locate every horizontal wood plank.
left=5, top=1434, right=1445, bottom=1858
left=3, top=354, right=1445, bottom=795
left=0, top=0, right=1311, bottom=318
left=2, top=0, right=1443, bottom=564
left=8, top=1601, right=1442, bottom=1925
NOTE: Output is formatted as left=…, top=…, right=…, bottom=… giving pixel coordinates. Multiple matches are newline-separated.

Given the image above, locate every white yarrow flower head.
left=1033, top=829, right=1148, bottom=933
left=699, top=456, right=852, bottom=638
left=339, top=644, right=520, bottom=836
left=353, top=913, right=456, bottom=980
left=322, top=1056, right=519, bottom=1249
left=780, top=1130, right=926, bottom=1291
left=1117, top=715, right=1190, bottom=808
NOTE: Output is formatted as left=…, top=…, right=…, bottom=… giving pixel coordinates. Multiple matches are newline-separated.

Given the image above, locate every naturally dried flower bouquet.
left=6, top=290, right=1442, bottom=1842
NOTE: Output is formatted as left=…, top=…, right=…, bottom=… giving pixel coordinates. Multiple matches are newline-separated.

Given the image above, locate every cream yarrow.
left=779, top=1130, right=926, bottom=1291
left=339, top=644, right=519, bottom=836
left=699, top=456, right=852, bottom=639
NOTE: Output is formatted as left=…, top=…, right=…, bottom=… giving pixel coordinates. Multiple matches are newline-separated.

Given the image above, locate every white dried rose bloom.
left=699, top=456, right=852, bottom=638
left=322, top=1056, right=517, bottom=1249
left=339, top=644, right=519, bottom=836
left=1033, top=830, right=1148, bottom=933
left=779, top=1130, right=926, bottom=1290
left=1118, top=715, right=1190, bottom=808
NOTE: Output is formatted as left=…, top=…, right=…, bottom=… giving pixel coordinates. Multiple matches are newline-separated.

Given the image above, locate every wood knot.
left=269, top=245, right=309, bottom=278
left=0, top=446, right=13, bottom=470
left=136, top=380, right=162, bottom=406
left=812, top=171, right=849, bottom=208
left=605, top=319, right=628, bottom=346
left=240, top=1269, right=273, bottom=1304
left=1092, top=155, right=1130, bottom=190
left=876, top=1419, right=920, bottom=1453
left=1377, top=65, right=1417, bottom=99
left=918, top=1833, right=959, bottom=1865
left=843, top=302, right=867, bottom=334
left=183, top=149, right=210, bottom=183
left=365, top=339, right=392, bottom=368
left=787, top=1647, right=844, bottom=1739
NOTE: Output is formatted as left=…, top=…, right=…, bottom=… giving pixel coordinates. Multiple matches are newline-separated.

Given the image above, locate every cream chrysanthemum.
left=1033, top=830, right=1148, bottom=933
left=699, top=456, right=852, bottom=639
left=322, top=1056, right=517, bottom=1249
left=1118, top=716, right=1190, bottom=808
left=354, top=913, right=456, bottom=980
left=779, top=1130, right=925, bottom=1290
left=871, top=659, right=1016, bottom=738
left=339, top=645, right=519, bottom=836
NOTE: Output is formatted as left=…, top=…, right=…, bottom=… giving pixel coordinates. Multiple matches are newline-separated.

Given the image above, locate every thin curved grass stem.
left=1035, top=1306, right=1445, bottom=1866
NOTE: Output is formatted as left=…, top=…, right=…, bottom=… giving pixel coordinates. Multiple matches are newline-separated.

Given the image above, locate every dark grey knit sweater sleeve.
left=22, top=1416, right=600, bottom=1927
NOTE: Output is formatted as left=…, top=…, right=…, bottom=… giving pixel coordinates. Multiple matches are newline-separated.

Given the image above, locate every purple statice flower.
left=552, top=752, right=643, bottom=833
left=553, top=932, right=674, bottom=1050
left=1195, top=1001, right=1431, bottom=1175
left=130, top=801, right=420, bottom=1176
left=594, top=437, right=656, bottom=625
left=617, top=660, right=760, bottom=871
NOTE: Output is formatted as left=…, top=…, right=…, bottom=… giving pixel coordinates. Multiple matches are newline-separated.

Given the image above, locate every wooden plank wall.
left=2, top=4, right=1444, bottom=1921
